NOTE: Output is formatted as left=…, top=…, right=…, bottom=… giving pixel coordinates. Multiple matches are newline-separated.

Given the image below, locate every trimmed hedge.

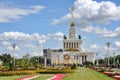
left=37, top=70, right=75, bottom=74
left=0, top=69, right=75, bottom=76
left=0, top=70, right=36, bottom=76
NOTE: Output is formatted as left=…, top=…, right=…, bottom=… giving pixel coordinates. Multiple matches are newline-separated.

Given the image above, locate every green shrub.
left=0, top=70, right=36, bottom=76
left=1, top=66, right=9, bottom=71
left=71, top=64, right=76, bottom=69
left=9, top=63, right=13, bottom=71
left=37, top=70, right=75, bottom=74
left=0, top=69, right=75, bottom=76
left=83, top=61, right=93, bottom=67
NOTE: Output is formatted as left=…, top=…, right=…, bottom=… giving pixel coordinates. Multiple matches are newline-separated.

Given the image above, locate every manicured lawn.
left=0, top=75, right=51, bottom=80
left=31, top=75, right=52, bottom=80
left=0, top=68, right=114, bottom=80
left=63, top=67, right=114, bottom=80
left=0, top=75, right=26, bottom=80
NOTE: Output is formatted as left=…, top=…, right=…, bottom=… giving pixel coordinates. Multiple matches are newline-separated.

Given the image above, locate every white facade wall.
left=51, top=51, right=94, bottom=65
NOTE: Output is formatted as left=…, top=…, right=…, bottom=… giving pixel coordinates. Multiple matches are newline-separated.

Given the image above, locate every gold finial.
left=70, top=6, right=75, bottom=27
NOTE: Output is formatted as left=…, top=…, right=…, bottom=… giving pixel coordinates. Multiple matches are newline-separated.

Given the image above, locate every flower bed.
left=114, top=76, right=120, bottom=80
left=103, top=72, right=115, bottom=77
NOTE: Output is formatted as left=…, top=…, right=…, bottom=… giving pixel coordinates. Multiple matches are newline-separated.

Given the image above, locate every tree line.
left=0, top=53, right=50, bottom=70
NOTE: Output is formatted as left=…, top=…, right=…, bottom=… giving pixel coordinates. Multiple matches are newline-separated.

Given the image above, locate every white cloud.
left=52, top=32, right=64, bottom=41
left=0, top=31, right=31, bottom=41
left=38, top=39, right=46, bottom=45
left=0, top=2, right=45, bottom=23
left=53, top=31, right=64, bottom=37
left=83, top=36, right=88, bottom=39
left=2, top=41, right=11, bottom=46
left=46, top=31, right=64, bottom=42
left=115, top=41, right=120, bottom=47
left=101, top=32, right=117, bottom=38
left=81, top=25, right=120, bottom=38
left=51, top=0, right=120, bottom=39
left=100, top=26, right=120, bottom=38
left=0, top=31, right=64, bottom=43
left=31, top=51, right=42, bottom=56
left=90, top=44, right=101, bottom=49
left=54, top=37, right=63, bottom=42
left=0, top=31, right=64, bottom=57
left=81, top=25, right=111, bottom=35
left=51, top=13, right=71, bottom=26
left=51, top=0, right=120, bottom=26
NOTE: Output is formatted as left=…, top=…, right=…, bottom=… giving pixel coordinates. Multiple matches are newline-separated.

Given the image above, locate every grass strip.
left=63, top=67, right=114, bottom=80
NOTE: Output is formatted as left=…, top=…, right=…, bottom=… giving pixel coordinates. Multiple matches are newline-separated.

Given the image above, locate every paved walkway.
left=18, top=74, right=67, bottom=80
left=17, top=75, right=40, bottom=80
left=47, top=74, right=67, bottom=80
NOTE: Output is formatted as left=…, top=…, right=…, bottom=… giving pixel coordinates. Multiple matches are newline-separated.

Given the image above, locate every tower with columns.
left=63, top=7, right=82, bottom=52
left=44, top=7, right=95, bottom=66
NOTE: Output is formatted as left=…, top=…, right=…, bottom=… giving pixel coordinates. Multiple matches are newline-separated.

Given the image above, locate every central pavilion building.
left=43, top=7, right=94, bottom=66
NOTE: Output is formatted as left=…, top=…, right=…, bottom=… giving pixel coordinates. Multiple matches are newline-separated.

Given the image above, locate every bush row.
left=0, top=69, right=75, bottom=76
left=37, top=70, right=75, bottom=74
left=0, top=70, right=36, bottom=76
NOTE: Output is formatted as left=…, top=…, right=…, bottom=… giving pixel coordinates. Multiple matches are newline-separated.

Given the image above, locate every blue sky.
left=0, top=0, right=120, bottom=58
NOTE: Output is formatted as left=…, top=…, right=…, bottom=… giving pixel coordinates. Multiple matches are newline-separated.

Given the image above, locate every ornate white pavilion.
left=44, top=7, right=95, bottom=66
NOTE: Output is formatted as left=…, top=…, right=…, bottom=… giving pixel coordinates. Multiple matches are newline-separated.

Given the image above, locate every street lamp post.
left=57, top=55, right=59, bottom=66
left=113, top=52, right=115, bottom=65
left=12, top=44, right=16, bottom=67
left=36, top=58, right=38, bottom=68
left=44, top=55, right=47, bottom=68
left=106, top=42, right=111, bottom=67
left=117, top=59, right=119, bottom=70
left=96, top=53, right=99, bottom=66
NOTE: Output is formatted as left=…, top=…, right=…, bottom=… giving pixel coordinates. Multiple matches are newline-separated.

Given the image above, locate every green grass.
left=0, top=68, right=114, bottom=80
left=31, top=75, right=52, bottom=80
left=0, top=75, right=26, bottom=80
left=0, top=75, right=51, bottom=80
left=63, top=67, right=114, bottom=80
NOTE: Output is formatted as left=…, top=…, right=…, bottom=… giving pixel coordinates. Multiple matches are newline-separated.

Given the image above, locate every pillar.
left=44, top=56, right=47, bottom=68
left=85, top=55, right=87, bottom=62
left=69, top=43, right=70, bottom=48
left=84, top=55, right=86, bottom=62
left=82, top=56, right=84, bottom=64
left=65, top=43, right=67, bottom=49
left=74, top=43, right=75, bottom=48
left=77, top=55, right=79, bottom=65
left=80, top=56, right=82, bottom=64
left=75, top=43, right=76, bottom=48
left=70, top=43, right=71, bottom=48
left=74, top=55, right=76, bottom=64
left=67, top=43, right=68, bottom=48
left=77, top=43, right=78, bottom=48
left=68, top=43, right=69, bottom=48
left=72, top=43, right=73, bottom=48
left=64, top=43, right=65, bottom=48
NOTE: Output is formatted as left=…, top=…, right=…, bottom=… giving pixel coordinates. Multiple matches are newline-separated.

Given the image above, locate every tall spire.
left=70, top=6, right=75, bottom=27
